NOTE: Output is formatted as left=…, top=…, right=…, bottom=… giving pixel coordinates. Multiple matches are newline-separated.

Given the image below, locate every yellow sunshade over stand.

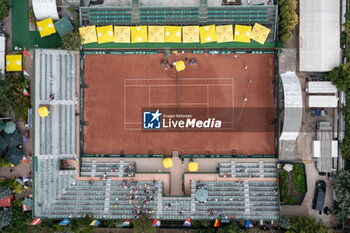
left=97, top=25, right=114, bottom=44
left=199, top=25, right=217, bottom=43
left=174, top=61, right=185, bottom=72
left=234, top=25, right=252, bottom=43
left=163, top=158, right=173, bottom=168
left=6, top=55, right=22, bottom=71
left=182, top=26, right=199, bottom=43
left=250, top=23, right=271, bottom=44
left=165, top=26, right=182, bottom=43
left=38, top=106, right=50, bottom=118
left=216, top=25, right=234, bottom=43
left=148, top=26, right=164, bottom=43
left=37, top=18, right=56, bottom=38
left=131, top=26, right=148, bottom=43
left=188, top=161, right=198, bottom=172
left=79, top=26, right=98, bottom=44
left=114, top=26, right=130, bottom=43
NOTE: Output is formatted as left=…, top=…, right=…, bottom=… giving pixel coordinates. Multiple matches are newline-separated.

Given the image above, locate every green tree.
left=217, top=222, right=244, bottom=233
left=61, top=31, right=81, bottom=51
left=332, top=170, right=350, bottom=221
left=278, top=0, right=298, bottom=42
left=2, top=199, right=31, bottom=233
left=286, top=217, right=331, bottom=233
left=325, top=63, right=350, bottom=91
left=0, top=208, right=13, bottom=230
left=71, top=216, right=94, bottom=233
left=133, top=214, right=155, bottom=233
left=340, top=136, right=350, bottom=160
left=0, top=0, right=9, bottom=21
left=279, top=217, right=291, bottom=229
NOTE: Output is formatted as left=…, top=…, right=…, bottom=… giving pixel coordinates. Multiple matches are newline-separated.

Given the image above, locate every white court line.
left=149, top=103, right=209, bottom=106
left=126, top=84, right=232, bottom=87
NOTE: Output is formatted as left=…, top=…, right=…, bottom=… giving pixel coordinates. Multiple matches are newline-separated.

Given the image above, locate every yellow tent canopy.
left=97, top=25, right=114, bottom=44
left=163, top=158, right=173, bottom=168
left=79, top=26, right=97, bottom=44
left=37, top=18, right=56, bottom=38
left=114, top=26, right=130, bottom=43
left=38, top=106, right=50, bottom=118
left=174, top=60, right=185, bottom=72
left=234, top=25, right=252, bottom=43
left=199, top=25, right=217, bottom=43
left=6, top=55, right=22, bottom=72
left=216, top=25, right=234, bottom=43
left=250, top=23, right=271, bottom=44
left=188, top=161, right=198, bottom=172
left=148, top=26, right=165, bottom=43
left=165, top=26, right=182, bottom=43
left=182, top=26, right=199, bottom=43
left=131, top=26, right=148, bottom=43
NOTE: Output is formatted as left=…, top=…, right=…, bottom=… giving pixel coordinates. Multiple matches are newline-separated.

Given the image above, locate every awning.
left=234, top=25, right=252, bottom=43
left=36, top=18, right=56, bottom=38
left=131, top=26, right=148, bottom=43
left=216, top=25, right=233, bottom=43
left=148, top=26, right=165, bottom=43
left=250, top=23, right=270, bottom=44
left=114, top=26, right=131, bottom=43
left=54, top=16, right=74, bottom=37
left=6, top=54, right=22, bottom=71
left=4, top=147, right=23, bottom=166
left=96, top=25, right=114, bottom=44
left=182, top=26, right=199, bottom=43
left=165, top=26, right=182, bottom=43
left=79, top=26, right=98, bottom=44
left=199, top=25, right=217, bottom=43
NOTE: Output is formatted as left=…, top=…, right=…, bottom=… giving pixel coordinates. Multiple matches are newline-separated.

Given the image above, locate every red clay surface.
left=83, top=53, right=275, bottom=155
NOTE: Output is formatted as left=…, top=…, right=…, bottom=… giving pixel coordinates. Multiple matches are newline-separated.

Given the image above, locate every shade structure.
left=4, top=147, right=23, bottom=166
left=216, top=25, right=234, bottom=43
left=97, top=25, right=114, bottom=44
left=250, top=23, right=270, bottom=44
left=37, top=18, right=56, bottom=37
left=0, top=120, right=5, bottom=131
left=234, top=25, right=252, bottom=43
left=131, top=26, right=148, bottom=43
left=3, top=130, right=21, bottom=148
left=182, top=26, right=199, bottom=43
left=38, top=106, right=50, bottom=118
left=165, top=26, right=182, bottom=43
left=188, top=161, right=198, bottom=172
left=114, top=26, right=131, bottom=43
left=148, top=26, right=165, bottom=43
left=79, top=26, right=98, bottom=44
left=54, top=16, right=74, bottom=37
left=163, top=158, right=173, bottom=168
left=4, top=121, right=16, bottom=134
left=195, top=188, right=208, bottom=202
left=199, top=25, right=217, bottom=43
left=22, top=198, right=33, bottom=212
left=6, top=55, right=22, bottom=71
left=0, top=136, right=8, bottom=153
left=174, top=60, right=185, bottom=72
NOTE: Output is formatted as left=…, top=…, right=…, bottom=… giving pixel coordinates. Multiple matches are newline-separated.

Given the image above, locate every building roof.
left=308, top=96, right=338, bottom=108
left=0, top=187, right=14, bottom=207
left=54, top=17, right=74, bottom=37
left=315, top=121, right=333, bottom=172
left=299, top=0, right=341, bottom=72
left=4, top=147, right=23, bottom=166
left=307, top=81, right=337, bottom=94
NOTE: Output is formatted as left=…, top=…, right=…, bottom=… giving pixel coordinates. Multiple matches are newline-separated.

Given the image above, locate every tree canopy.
left=61, top=31, right=81, bottom=51
left=332, top=170, right=350, bottom=221
left=286, top=217, right=331, bottom=233
left=278, top=0, right=298, bottom=42
left=133, top=214, right=155, bottom=233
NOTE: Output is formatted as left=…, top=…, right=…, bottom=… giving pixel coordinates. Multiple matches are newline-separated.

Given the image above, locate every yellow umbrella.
left=114, top=26, right=131, bottom=43
left=234, top=25, right=252, bottom=43
left=38, top=106, right=49, bottom=118
left=250, top=23, right=271, bottom=44
left=37, top=18, right=56, bottom=38
left=131, top=26, right=148, bottom=43
left=165, top=26, right=182, bottom=43
left=216, top=25, right=234, bottom=43
left=183, top=26, right=199, bottom=43
left=96, top=25, right=114, bottom=44
left=163, top=158, right=173, bottom=168
left=148, top=26, right=164, bottom=43
left=174, top=60, right=185, bottom=72
left=199, top=25, right=217, bottom=43
left=188, top=161, right=198, bottom=172
left=6, top=55, right=22, bottom=71
left=79, top=26, right=97, bottom=44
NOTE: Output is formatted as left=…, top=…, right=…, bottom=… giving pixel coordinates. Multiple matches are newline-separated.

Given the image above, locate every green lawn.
left=279, top=163, right=306, bottom=205
left=11, top=0, right=61, bottom=49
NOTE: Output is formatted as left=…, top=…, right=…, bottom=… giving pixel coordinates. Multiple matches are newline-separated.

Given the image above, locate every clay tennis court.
left=83, top=53, right=275, bottom=155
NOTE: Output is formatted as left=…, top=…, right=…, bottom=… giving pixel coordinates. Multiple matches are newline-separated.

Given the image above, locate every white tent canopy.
left=280, top=72, right=303, bottom=141
left=32, top=0, right=59, bottom=20
left=307, top=81, right=337, bottom=94
left=299, top=0, right=341, bottom=72
left=0, top=36, right=5, bottom=74
left=308, top=96, right=338, bottom=108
